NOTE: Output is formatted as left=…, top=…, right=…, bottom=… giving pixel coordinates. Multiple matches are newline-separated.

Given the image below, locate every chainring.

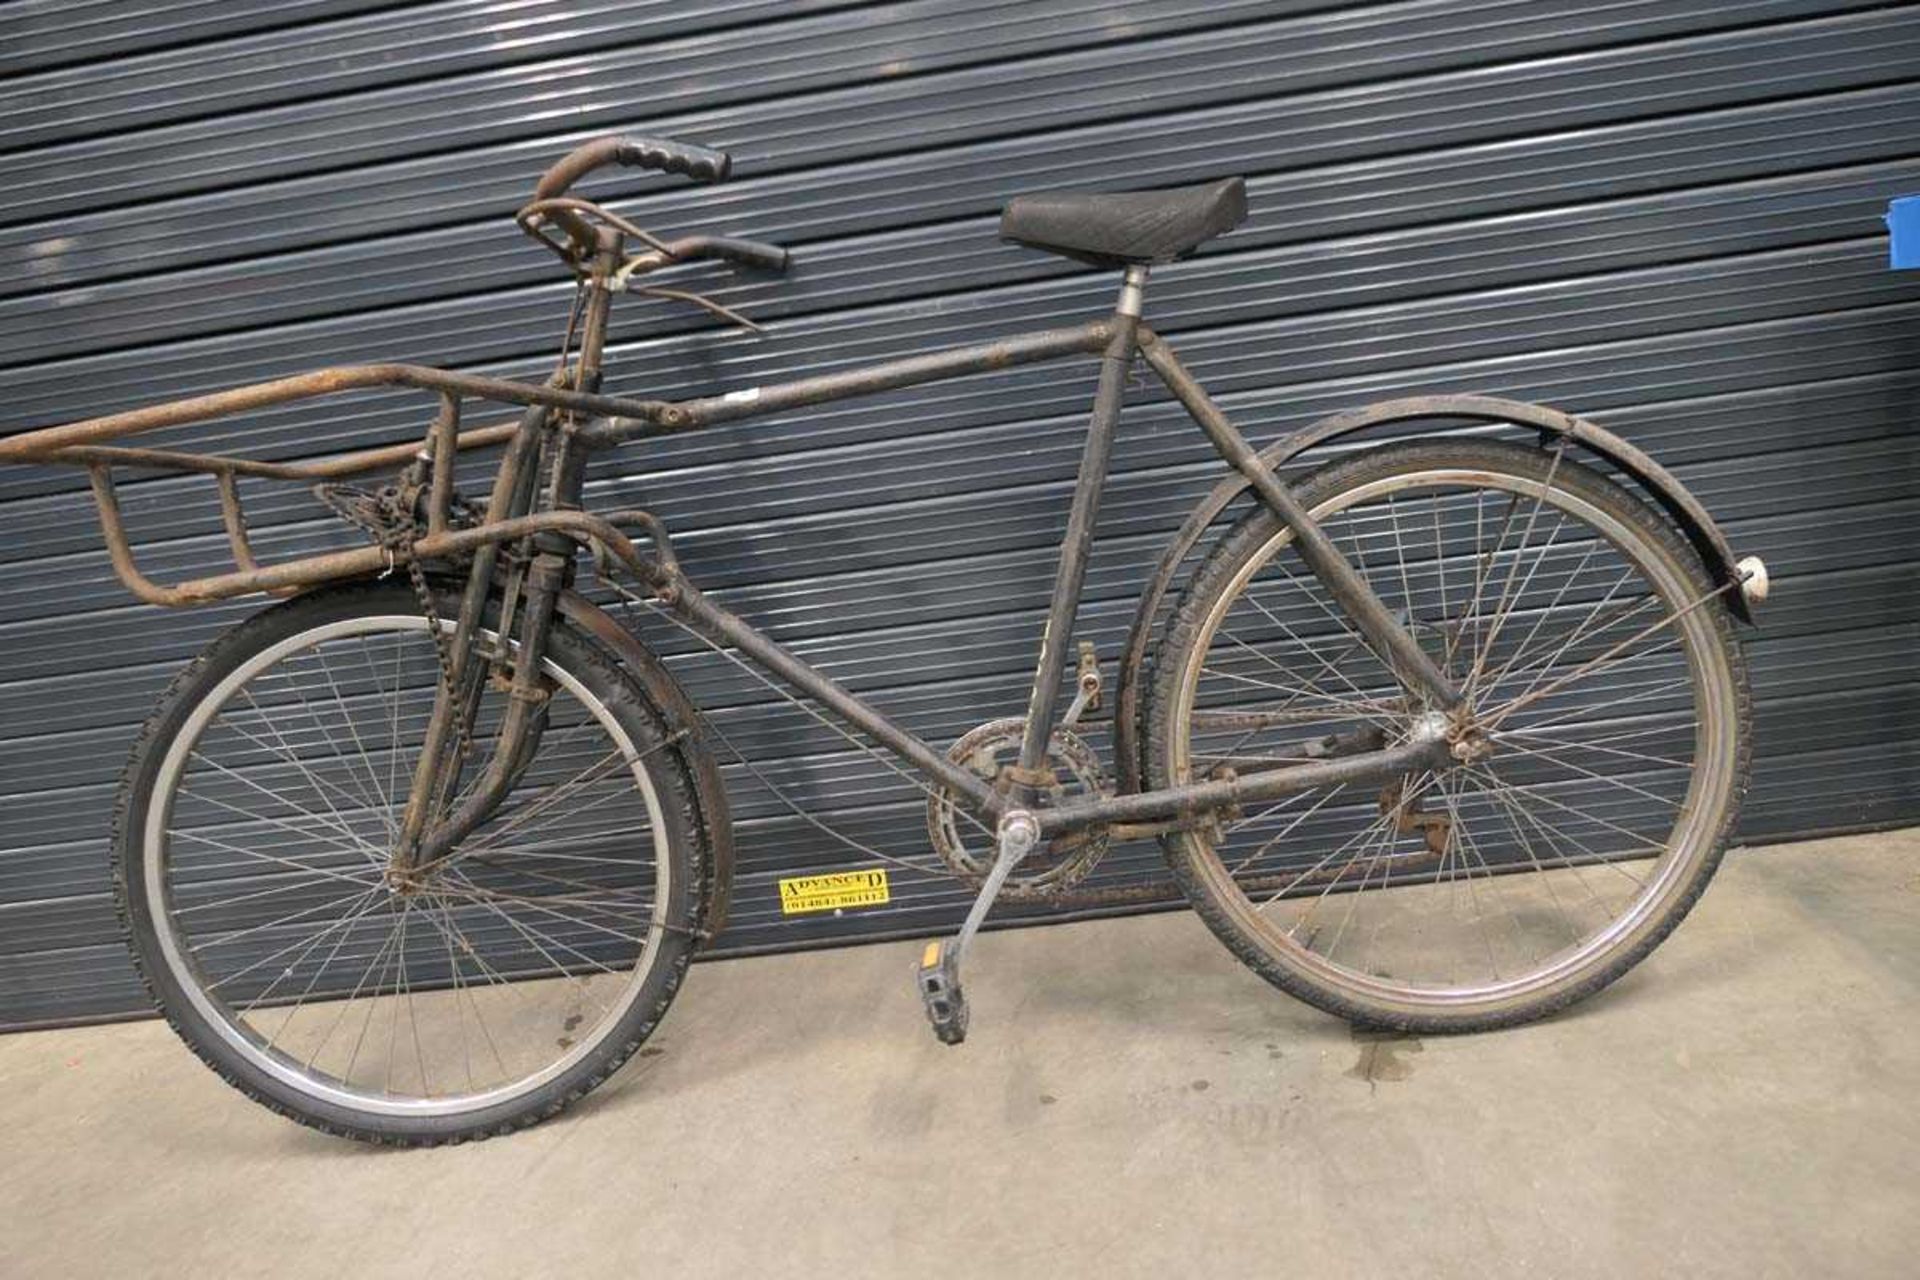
left=925, top=717, right=1109, bottom=899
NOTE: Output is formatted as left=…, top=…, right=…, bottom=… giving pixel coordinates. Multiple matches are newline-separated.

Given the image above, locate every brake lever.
left=628, top=284, right=764, bottom=334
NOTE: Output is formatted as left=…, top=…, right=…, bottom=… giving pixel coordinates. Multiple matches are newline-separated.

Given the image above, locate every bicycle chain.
left=315, top=477, right=484, bottom=801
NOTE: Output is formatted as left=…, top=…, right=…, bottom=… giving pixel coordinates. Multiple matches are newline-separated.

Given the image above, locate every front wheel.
left=114, top=580, right=704, bottom=1144
left=1145, top=439, right=1750, bottom=1032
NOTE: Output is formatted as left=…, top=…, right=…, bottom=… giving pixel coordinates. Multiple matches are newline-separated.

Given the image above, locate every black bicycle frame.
left=404, top=247, right=1462, bottom=860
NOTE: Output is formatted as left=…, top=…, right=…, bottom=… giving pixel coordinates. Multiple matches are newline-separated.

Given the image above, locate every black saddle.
left=999, top=177, right=1248, bottom=267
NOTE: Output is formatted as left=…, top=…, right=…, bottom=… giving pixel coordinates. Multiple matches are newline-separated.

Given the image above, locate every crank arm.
left=918, top=809, right=1040, bottom=1045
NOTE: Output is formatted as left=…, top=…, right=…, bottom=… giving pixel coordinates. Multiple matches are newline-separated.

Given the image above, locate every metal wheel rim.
left=1171, top=465, right=1737, bottom=1007
left=143, top=613, right=672, bottom=1118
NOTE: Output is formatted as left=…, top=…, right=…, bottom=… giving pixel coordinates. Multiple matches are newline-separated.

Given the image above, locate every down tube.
left=658, top=581, right=1005, bottom=816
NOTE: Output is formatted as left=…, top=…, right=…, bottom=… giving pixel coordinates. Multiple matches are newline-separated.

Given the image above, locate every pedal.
left=917, top=940, right=969, bottom=1045
left=912, top=809, right=1038, bottom=1047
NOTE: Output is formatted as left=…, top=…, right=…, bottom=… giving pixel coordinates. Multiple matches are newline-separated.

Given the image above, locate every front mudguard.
left=1110, top=394, right=1755, bottom=794
left=556, top=590, right=736, bottom=946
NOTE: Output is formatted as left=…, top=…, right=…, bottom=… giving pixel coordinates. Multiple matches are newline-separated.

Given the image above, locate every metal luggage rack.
left=0, top=192, right=762, bottom=609
left=0, top=362, right=687, bottom=608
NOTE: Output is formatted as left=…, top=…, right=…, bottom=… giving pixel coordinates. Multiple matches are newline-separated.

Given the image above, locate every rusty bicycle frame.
left=0, top=191, right=1467, bottom=874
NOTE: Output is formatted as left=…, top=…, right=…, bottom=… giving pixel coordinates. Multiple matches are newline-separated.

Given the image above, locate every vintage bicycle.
left=1, top=136, right=1769, bottom=1145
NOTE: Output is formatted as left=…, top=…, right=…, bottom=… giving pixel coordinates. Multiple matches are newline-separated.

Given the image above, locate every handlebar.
left=659, top=234, right=790, bottom=274
left=521, top=133, right=789, bottom=281
left=534, top=134, right=733, bottom=200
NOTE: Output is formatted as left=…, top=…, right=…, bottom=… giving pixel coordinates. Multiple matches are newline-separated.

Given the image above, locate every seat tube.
left=1016, top=265, right=1148, bottom=772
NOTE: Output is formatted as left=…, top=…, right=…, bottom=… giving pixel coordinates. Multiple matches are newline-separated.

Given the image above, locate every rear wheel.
left=114, top=581, right=704, bottom=1144
left=1146, top=439, right=1749, bottom=1032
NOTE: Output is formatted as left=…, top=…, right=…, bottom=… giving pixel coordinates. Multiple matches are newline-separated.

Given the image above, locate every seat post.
left=1115, top=262, right=1149, bottom=320
left=1015, top=264, right=1150, bottom=774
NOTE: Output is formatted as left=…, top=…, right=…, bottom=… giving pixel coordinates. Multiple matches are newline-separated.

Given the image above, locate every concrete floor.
left=4, top=829, right=1916, bottom=1279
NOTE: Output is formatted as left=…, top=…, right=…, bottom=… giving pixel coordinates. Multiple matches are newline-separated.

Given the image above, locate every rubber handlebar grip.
left=615, top=136, right=731, bottom=183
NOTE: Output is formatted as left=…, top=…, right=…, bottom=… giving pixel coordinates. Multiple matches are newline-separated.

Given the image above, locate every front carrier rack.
left=0, top=362, right=691, bottom=608
left=0, top=182, right=804, bottom=608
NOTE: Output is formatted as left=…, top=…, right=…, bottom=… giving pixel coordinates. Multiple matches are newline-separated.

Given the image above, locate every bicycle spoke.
left=257, top=889, right=391, bottom=1051
left=1383, top=492, right=1419, bottom=623
left=1481, top=587, right=1719, bottom=731
left=1169, top=449, right=1735, bottom=1011
left=412, top=893, right=540, bottom=1013
left=1224, top=784, right=1347, bottom=874
left=441, top=869, right=629, bottom=993
left=451, top=747, right=630, bottom=860
left=1483, top=587, right=1661, bottom=712
left=215, top=706, right=391, bottom=863
left=1453, top=489, right=1523, bottom=673
left=1198, top=661, right=1399, bottom=722
left=426, top=890, right=477, bottom=1093
left=1323, top=772, right=1435, bottom=966
left=303, top=642, right=400, bottom=838
left=1428, top=492, right=1451, bottom=648
left=1508, top=673, right=1695, bottom=737
left=345, top=902, right=409, bottom=1092
left=190, top=882, right=382, bottom=958
left=1447, top=796, right=1543, bottom=966
left=1474, top=773, right=1597, bottom=947
left=303, top=901, right=406, bottom=1075
left=144, top=609, right=684, bottom=1123
left=456, top=755, right=652, bottom=860
left=1474, top=771, right=1644, bottom=904
left=255, top=653, right=392, bottom=844
left=1474, top=537, right=1602, bottom=694
left=1287, top=799, right=1405, bottom=945
left=1461, top=443, right=1568, bottom=696
left=365, top=633, right=412, bottom=831
left=1431, top=773, right=1503, bottom=982
left=1259, top=771, right=1443, bottom=915
left=419, top=891, right=514, bottom=1084
left=1498, top=725, right=1691, bottom=771
left=180, top=755, right=386, bottom=862
left=1233, top=584, right=1393, bottom=715
left=1464, top=764, right=1663, bottom=856
left=175, top=867, right=368, bottom=917
left=1491, top=738, right=1688, bottom=811
left=1465, top=765, right=1655, bottom=887
left=1487, top=568, right=1648, bottom=697
left=206, top=886, right=386, bottom=994
left=170, top=820, right=382, bottom=891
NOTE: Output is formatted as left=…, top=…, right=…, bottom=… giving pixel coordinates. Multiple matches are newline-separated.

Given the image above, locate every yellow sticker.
left=778, top=868, right=890, bottom=915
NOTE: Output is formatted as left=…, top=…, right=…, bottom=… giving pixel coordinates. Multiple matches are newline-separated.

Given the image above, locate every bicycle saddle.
left=999, top=176, right=1248, bottom=267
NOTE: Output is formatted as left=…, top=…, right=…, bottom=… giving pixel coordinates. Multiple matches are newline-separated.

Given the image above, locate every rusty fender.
left=556, top=590, right=736, bottom=946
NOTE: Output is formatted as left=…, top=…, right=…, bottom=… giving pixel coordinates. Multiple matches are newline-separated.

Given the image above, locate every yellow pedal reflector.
left=921, top=941, right=942, bottom=969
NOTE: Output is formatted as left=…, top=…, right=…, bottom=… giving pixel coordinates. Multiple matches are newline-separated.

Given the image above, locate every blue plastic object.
left=1888, top=196, right=1920, bottom=269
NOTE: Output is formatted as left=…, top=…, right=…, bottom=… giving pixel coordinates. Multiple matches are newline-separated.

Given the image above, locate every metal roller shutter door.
left=1, top=0, right=1914, bottom=1026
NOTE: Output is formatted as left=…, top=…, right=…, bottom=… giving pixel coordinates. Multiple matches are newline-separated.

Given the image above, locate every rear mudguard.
left=556, top=590, right=736, bottom=946
left=1110, top=394, right=1753, bottom=793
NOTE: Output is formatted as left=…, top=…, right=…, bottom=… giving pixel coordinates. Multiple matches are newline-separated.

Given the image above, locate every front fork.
left=390, top=543, right=570, bottom=876
left=386, top=403, right=575, bottom=878
left=390, top=225, right=624, bottom=879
